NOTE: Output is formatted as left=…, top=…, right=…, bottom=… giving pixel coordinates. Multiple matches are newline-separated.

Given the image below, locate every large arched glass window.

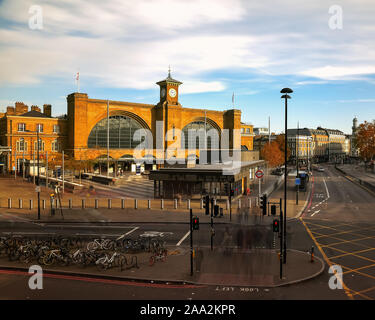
left=181, top=121, right=220, bottom=150
left=88, top=115, right=146, bottom=149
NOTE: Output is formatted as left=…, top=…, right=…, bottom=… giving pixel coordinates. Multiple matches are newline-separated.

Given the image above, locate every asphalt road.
left=0, top=163, right=374, bottom=300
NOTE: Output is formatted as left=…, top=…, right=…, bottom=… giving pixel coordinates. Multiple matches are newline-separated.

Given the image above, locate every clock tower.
left=156, top=67, right=182, bottom=105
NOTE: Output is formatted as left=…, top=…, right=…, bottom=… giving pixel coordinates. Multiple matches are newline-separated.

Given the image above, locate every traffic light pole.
left=210, top=198, right=214, bottom=251
left=190, top=208, right=193, bottom=276
left=279, top=197, right=283, bottom=279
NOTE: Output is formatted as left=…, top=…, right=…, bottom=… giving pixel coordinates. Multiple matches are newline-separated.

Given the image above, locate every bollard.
left=19, top=198, right=23, bottom=209
left=8, top=198, right=11, bottom=209
left=174, top=199, right=177, bottom=209
left=108, top=199, right=112, bottom=209
left=29, top=199, right=33, bottom=210
left=148, top=199, right=151, bottom=209
left=187, top=199, right=190, bottom=209
left=134, top=199, right=138, bottom=209
left=95, top=199, right=99, bottom=209
left=200, top=199, right=203, bottom=209
left=248, top=198, right=251, bottom=208
left=121, top=198, right=125, bottom=209
left=238, top=199, right=241, bottom=209
left=226, top=199, right=229, bottom=210
left=42, top=199, right=46, bottom=210
left=310, top=246, right=314, bottom=263
left=161, top=199, right=164, bottom=210
left=82, top=199, right=85, bottom=209
left=68, top=199, right=72, bottom=209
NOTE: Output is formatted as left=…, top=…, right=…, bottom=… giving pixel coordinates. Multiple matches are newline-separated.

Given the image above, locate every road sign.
left=255, top=170, right=264, bottom=179
left=295, top=178, right=301, bottom=185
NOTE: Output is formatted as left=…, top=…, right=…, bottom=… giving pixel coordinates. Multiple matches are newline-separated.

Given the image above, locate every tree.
left=260, top=141, right=284, bottom=167
left=275, top=134, right=291, bottom=159
left=356, top=121, right=375, bottom=163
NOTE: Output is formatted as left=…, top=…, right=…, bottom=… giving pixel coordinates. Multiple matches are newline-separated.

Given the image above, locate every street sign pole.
left=210, top=197, right=214, bottom=251
left=190, top=208, right=193, bottom=276
left=279, top=197, right=283, bottom=279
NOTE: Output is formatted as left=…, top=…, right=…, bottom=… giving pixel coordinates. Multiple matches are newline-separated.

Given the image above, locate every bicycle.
left=149, top=248, right=168, bottom=266
left=95, top=252, right=125, bottom=271
left=87, top=239, right=114, bottom=251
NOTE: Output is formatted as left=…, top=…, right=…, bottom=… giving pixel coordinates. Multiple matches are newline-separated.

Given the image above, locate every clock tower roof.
left=156, top=68, right=182, bottom=86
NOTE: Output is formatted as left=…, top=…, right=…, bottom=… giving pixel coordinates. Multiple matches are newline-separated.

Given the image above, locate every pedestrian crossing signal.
left=273, top=219, right=279, bottom=233
left=192, top=216, right=199, bottom=230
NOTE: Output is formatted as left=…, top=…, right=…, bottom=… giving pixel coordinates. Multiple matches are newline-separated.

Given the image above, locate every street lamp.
left=281, top=87, right=293, bottom=264
left=25, top=129, right=41, bottom=220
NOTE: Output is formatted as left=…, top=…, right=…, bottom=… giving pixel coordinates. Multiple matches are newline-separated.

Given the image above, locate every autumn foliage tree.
left=261, top=141, right=284, bottom=167
left=260, top=134, right=291, bottom=167
left=356, top=121, right=375, bottom=162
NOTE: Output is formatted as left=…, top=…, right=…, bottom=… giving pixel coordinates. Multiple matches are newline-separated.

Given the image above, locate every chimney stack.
left=31, top=105, right=41, bottom=113
left=43, top=104, right=52, bottom=117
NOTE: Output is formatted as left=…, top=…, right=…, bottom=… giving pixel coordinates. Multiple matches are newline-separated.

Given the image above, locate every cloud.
left=299, top=66, right=375, bottom=81
left=180, top=81, right=225, bottom=94
left=0, top=0, right=375, bottom=92
left=338, top=99, right=375, bottom=103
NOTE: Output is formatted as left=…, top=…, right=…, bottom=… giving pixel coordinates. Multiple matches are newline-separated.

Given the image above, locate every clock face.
left=169, top=88, right=177, bottom=98
left=161, top=88, right=166, bottom=98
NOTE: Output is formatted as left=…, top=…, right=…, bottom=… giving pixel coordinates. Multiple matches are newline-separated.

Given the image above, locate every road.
left=0, top=163, right=374, bottom=300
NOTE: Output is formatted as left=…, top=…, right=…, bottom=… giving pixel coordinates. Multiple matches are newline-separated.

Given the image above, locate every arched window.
left=16, top=138, right=27, bottom=152
left=181, top=121, right=219, bottom=150
left=88, top=115, right=147, bottom=149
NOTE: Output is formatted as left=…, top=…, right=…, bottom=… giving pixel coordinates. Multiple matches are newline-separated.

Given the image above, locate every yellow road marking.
left=321, top=235, right=375, bottom=249
left=329, top=248, right=375, bottom=260
left=342, top=263, right=375, bottom=275
left=300, top=217, right=354, bottom=300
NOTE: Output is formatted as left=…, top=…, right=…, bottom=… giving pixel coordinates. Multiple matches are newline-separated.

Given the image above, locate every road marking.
left=300, top=218, right=354, bottom=300
left=176, top=231, right=191, bottom=246
left=311, top=210, right=320, bottom=217
left=116, top=226, right=139, bottom=241
left=44, top=224, right=135, bottom=229
left=323, top=178, right=330, bottom=199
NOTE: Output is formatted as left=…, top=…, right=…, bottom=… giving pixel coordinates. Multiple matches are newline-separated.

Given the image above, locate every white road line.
left=176, top=231, right=190, bottom=246
left=311, top=210, right=320, bottom=217
left=323, top=178, right=330, bottom=199
left=117, top=227, right=139, bottom=240
left=46, top=224, right=135, bottom=229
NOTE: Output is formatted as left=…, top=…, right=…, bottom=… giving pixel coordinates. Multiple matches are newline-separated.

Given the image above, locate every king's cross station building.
left=0, top=71, right=264, bottom=198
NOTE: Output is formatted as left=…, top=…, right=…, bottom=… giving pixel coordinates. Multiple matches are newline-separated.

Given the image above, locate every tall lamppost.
left=25, top=129, right=41, bottom=220
left=281, top=88, right=293, bottom=264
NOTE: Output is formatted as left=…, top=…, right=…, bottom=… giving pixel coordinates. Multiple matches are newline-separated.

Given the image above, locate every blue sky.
left=0, top=0, right=374, bottom=134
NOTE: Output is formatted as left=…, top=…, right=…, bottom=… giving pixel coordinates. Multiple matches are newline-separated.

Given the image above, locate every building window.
left=53, top=125, right=60, bottom=133
left=181, top=121, right=220, bottom=150
left=16, top=138, right=27, bottom=152
left=246, top=128, right=250, bottom=133
left=52, top=140, right=60, bottom=152
left=34, top=139, right=44, bottom=152
left=18, top=123, right=26, bottom=132
left=36, top=124, right=43, bottom=133
left=241, top=128, right=244, bottom=133
left=88, top=115, right=147, bottom=149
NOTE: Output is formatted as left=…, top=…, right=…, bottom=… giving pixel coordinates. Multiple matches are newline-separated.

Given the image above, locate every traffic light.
left=204, top=195, right=210, bottom=215
left=230, top=189, right=234, bottom=197
left=260, top=194, right=267, bottom=215
left=272, top=219, right=279, bottom=233
left=214, top=205, right=219, bottom=217
left=192, top=216, right=199, bottom=230
left=271, top=205, right=276, bottom=216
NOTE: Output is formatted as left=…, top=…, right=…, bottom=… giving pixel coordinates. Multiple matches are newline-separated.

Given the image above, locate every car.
left=318, top=167, right=325, bottom=172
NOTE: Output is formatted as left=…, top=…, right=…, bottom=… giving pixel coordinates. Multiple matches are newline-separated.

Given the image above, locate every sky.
left=0, top=0, right=374, bottom=134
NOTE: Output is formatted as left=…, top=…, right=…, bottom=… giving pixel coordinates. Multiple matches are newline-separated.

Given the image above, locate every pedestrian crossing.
left=115, top=176, right=154, bottom=199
